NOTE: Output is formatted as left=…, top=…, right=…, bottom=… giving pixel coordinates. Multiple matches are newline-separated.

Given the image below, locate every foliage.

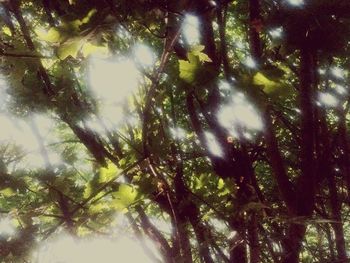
left=0, top=0, right=350, bottom=262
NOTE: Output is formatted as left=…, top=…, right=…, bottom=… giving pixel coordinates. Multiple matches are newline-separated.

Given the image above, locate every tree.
left=0, top=0, right=350, bottom=262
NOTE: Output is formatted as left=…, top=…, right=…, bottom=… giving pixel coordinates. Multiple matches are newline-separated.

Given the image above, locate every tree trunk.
left=323, top=219, right=336, bottom=262
left=228, top=223, right=247, bottom=263
left=337, top=107, right=350, bottom=202
left=317, top=109, right=348, bottom=262
left=281, top=47, right=316, bottom=263
left=281, top=224, right=306, bottom=263
left=296, top=48, right=316, bottom=216
left=248, top=0, right=262, bottom=62
left=328, top=173, right=348, bottom=262
left=248, top=213, right=260, bottom=263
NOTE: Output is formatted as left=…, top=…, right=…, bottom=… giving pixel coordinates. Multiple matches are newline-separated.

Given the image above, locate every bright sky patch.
left=0, top=216, right=16, bottom=238
left=133, top=43, right=156, bottom=68
left=205, top=132, right=223, bottom=157
left=34, top=234, right=160, bottom=263
left=318, top=92, right=338, bottom=107
left=218, top=93, right=263, bottom=139
left=182, top=14, right=200, bottom=46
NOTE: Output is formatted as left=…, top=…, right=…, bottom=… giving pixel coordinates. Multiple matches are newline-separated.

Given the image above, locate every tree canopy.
left=1, top=0, right=350, bottom=262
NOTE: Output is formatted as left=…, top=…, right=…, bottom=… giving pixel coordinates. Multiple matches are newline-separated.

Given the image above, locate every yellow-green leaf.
left=69, top=9, right=97, bottom=30
left=253, top=72, right=278, bottom=87
left=0, top=187, right=15, bottom=197
left=191, top=45, right=212, bottom=62
left=57, top=37, right=84, bottom=60
left=83, top=182, right=93, bottom=199
left=179, top=45, right=213, bottom=83
left=99, top=162, right=119, bottom=183
left=179, top=54, right=200, bottom=83
left=2, top=26, right=12, bottom=36
left=217, top=178, right=225, bottom=190
left=82, top=43, right=109, bottom=58
left=179, top=60, right=196, bottom=83
left=35, top=27, right=62, bottom=43
left=191, top=45, right=205, bottom=53
left=112, top=184, right=138, bottom=211
left=253, top=72, right=279, bottom=93
left=77, top=226, right=91, bottom=236
left=41, top=58, right=56, bottom=69
left=81, top=9, right=97, bottom=24
left=89, top=202, right=109, bottom=214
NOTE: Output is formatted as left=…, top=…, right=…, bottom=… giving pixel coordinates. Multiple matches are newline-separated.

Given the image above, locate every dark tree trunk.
left=317, top=108, right=348, bottom=262
left=42, top=0, right=55, bottom=26
left=281, top=224, right=307, bottom=263
left=281, top=47, right=316, bottom=263
left=217, top=1, right=231, bottom=78
left=188, top=211, right=214, bottom=263
left=323, top=219, right=336, bottom=262
left=228, top=224, right=247, bottom=263
left=9, top=0, right=54, bottom=96
left=136, top=207, right=174, bottom=263
left=328, top=173, right=348, bottom=262
left=337, top=107, right=350, bottom=201
left=248, top=213, right=260, bottom=263
left=296, top=48, right=316, bottom=216
left=264, top=109, right=297, bottom=213
left=248, top=0, right=262, bottom=62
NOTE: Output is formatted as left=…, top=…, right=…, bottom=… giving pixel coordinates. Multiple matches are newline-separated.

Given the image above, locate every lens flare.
left=318, top=92, right=338, bottom=108
left=218, top=94, right=263, bottom=139
left=89, top=57, right=140, bottom=103
left=182, top=14, right=200, bottom=45
left=133, top=44, right=156, bottom=68
left=0, top=216, right=16, bottom=238
left=205, top=132, right=223, bottom=157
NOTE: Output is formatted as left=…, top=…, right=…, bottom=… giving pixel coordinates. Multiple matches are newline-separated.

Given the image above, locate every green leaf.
left=191, top=45, right=212, bottom=62
left=253, top=72, right=279, bottom=93
left=83, top=182, right=93, bottom=199
left=112, top=184, right=138, bottom=212
left=217, top=178, right=225, bottom=190
left=217, top=178, right=231, bottom=196
left=99, top=162, right=119, bottom=183
left=69, top=9, right=97, bottom=30
left=81, top=9, right=97, bottom=24
left=179, top=45, right=213, bottom=83
left=81, top=43, right=109, bottom=58
left=35, top=27, right=62, bottom=43
left=57, top=37, right=85, bottom=60
left=2, top=26, right=12, bottom=36
left=179, top=54, right=199, bottom=83
left=253, top=70, right=294, bottom=98
left=0, top=187, right=15, bottom=197
left=89, top=202, right=109, bottom=214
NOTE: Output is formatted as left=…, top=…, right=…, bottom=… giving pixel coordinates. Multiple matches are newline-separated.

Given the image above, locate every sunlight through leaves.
left=182, top=14, right=200, bottom=46
left=205, top=132, right=223, bottom=157
left=218, top=93, right=263, bottom=139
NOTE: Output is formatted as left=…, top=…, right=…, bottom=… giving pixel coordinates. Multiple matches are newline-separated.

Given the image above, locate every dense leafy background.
left=1, top=0, right=350, bottom=262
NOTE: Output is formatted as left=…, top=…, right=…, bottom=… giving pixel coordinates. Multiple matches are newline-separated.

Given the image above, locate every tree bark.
left=248, top=213, right=260, bottom=263
left=217, top=1, right=231, bottom=78
left=317, top=108, right=348, bottom=262
left=282, top=224, right=307, bottom=263
left=328, top=173, right=348, bottom=262
left=248, top=0, right=262, bottom=62
left=336, top=107, right=350, bottom=202
left=280, top=47, right=316, bottom=263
